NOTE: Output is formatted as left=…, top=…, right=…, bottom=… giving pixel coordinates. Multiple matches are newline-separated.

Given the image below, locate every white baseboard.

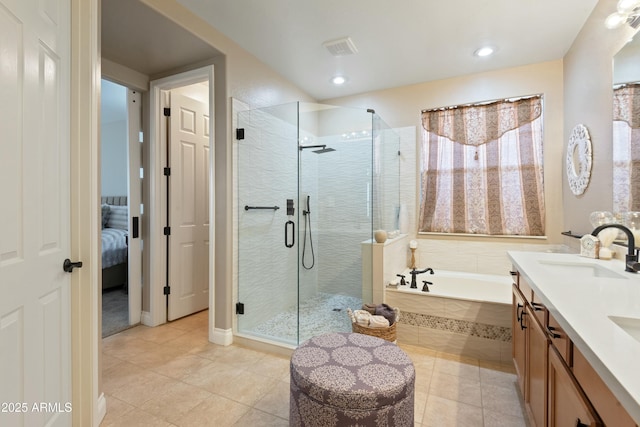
left=141, top=311, right=154, bottom=326
left=95, top=392, right=106, bottom=426
left=211, top=328, right=233, bottom=346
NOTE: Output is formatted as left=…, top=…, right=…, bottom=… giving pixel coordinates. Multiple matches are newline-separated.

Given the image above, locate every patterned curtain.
left=419, top=96, right=545, bottom=236
left=613, top=84, right=640, bottom=212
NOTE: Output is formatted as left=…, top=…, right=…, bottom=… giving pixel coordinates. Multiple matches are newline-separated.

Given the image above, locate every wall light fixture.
left=605, top=0, right=640, bottom=29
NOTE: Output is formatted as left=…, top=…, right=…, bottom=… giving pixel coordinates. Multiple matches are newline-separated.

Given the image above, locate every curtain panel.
left=419, top=96, right=545, bottom=236
left=613, top=84, right=640, bottom=212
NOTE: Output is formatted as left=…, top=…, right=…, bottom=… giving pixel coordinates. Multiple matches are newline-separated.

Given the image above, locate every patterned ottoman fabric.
left=290, top=332, right=415, bottom=426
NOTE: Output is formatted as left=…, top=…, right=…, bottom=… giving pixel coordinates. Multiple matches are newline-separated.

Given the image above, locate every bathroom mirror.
left=613, top=34, right=640, bottom=211
left=566, top=124, right=592, bottom=196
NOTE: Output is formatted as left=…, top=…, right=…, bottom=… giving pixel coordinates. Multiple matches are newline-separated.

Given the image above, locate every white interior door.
left=127, top=89, right=142, bottom=325
left=167, top=88, right=210, bottom=321
left=0, top=0, right=72, bottom=425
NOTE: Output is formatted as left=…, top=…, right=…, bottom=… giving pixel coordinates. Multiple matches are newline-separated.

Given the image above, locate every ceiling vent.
left=323, top=37, right=358, bottom=56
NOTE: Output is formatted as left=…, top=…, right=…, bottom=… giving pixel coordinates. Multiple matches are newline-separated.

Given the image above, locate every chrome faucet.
left=410, top=267, right=434, bottom=288
left=591, top=224, right=640, bottom=273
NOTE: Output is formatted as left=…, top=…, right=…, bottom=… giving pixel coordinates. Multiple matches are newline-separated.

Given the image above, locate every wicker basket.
left=348, top=306, right=399, bottom=342
left=351, top=321, right=397, bottom=342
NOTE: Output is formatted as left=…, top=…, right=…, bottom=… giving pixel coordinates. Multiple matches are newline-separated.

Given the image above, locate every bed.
left=101, top=196, right=128, bottom=291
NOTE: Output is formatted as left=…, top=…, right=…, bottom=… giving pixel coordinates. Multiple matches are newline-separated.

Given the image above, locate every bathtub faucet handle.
left=422, top=281, right=433, bottom=292
left=396, top=274, right=407, bottom=286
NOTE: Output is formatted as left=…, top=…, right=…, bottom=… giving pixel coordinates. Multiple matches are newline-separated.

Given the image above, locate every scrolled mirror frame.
left=566, top=124, right=593, bottom=196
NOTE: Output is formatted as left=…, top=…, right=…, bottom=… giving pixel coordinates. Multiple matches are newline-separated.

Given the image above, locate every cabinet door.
left=527, top=308, right=548, bottom=427
left=548, top=346, right=601, bottom=427
left=512, top=285, right=527, bottom=398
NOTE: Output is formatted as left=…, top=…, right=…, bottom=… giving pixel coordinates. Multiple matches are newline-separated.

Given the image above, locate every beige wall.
left=138, top=0, right=316, bottom=330
left=324, top=60, right=565, bottom=245
left=562, top=0, right=637, bottom=236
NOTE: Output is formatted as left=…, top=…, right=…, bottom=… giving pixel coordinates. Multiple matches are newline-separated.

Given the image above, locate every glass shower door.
left=236, top=103, right=300, bottom=346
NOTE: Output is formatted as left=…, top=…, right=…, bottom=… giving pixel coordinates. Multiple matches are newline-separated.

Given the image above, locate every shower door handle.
left=285, top=220, right=295, bottom=248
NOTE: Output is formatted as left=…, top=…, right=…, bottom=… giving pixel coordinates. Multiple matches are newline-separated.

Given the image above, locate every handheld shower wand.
left=302, top=195, right=315, bottom=269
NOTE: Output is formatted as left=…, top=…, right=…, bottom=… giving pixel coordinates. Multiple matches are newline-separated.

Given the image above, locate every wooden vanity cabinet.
left=512, top=284, right=527, bottom=398
left=511, top=268, right=638, bottom=427
left=548, top=346, right=601, bottom=427
left=512, top=277, right=547, bottom=427
left=528, top=303, right=548, bottom=427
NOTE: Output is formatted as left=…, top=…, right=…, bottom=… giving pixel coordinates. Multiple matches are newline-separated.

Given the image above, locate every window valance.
left=421, top=96, right=542, bottom=147
left=614, top=84, right=640, bottom=129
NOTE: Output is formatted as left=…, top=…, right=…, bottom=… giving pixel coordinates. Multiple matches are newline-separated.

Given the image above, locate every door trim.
left=70, top=0, right=102, bottom=424
left=148, top=67, right=215, bottom=333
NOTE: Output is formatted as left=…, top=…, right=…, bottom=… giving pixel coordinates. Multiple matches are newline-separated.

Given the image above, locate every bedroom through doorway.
left=101, top=79, right=143, bottom=337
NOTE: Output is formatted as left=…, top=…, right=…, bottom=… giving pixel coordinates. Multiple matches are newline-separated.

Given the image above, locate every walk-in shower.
left=236, top=102, right=400, bottom=347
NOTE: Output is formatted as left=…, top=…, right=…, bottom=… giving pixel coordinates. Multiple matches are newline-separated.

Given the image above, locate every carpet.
left=102, top=287, right=129, bottom=338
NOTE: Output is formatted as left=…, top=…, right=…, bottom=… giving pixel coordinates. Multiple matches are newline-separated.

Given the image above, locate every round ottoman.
left=289, top=332, right=415, bottom=427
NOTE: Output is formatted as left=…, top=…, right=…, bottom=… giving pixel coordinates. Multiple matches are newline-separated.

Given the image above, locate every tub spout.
left=410, top=267, right=434, bottom=288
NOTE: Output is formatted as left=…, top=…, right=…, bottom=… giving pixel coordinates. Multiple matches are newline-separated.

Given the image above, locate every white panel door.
left=127, top=89, right=142, bottom=325
left=168, top=90, right=209, bottom=321
left=0, top=0, right=72, bottom=426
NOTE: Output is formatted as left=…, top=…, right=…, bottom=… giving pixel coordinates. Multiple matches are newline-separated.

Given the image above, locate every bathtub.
left=384, top=269, right=513, bottom=363
left=390, top=268, right=512, bottom=304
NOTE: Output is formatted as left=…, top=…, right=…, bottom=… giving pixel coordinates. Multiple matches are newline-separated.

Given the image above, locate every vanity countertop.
left=508, top=251, right=640, bottom=424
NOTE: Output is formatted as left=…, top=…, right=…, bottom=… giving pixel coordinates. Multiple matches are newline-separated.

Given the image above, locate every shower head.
left=299, top=144, right=336, bottom=154
left=313, top=146, right=336, bottom=154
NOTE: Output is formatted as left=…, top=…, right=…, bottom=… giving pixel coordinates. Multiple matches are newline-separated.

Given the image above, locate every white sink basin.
left=609, top=315, right=640, bottom=342
left=537, top=260, right=627, bottom=280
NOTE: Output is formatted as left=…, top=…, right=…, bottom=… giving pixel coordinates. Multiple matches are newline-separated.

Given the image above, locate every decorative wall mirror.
left=566, top=124, right=593, bottom=196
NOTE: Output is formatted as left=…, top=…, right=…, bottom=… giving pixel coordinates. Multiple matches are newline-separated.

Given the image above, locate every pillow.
left=101, top=204, right=111, bottom=229
left=106, top=205, right=128, bottom=230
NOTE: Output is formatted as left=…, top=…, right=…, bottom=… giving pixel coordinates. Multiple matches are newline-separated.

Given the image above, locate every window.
left=419, top=95, right=545, bottom=236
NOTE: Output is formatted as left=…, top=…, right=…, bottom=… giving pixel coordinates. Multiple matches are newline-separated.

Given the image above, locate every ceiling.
left=176, top=0, right=600, bottom=100
left=102, top=1, right=602, bottom=101
left=101, top=0, right=221, bottom=78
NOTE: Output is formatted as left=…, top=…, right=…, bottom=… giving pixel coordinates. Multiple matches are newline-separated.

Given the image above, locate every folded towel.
left=368, top=315, right=390, bottom=328
left=362, top=303, right=377, bottom=315
left=375, top=303, right=397, bottom=325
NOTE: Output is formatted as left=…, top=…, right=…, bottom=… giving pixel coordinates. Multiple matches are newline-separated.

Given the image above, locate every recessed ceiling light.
left=474, top=46, right=495, bottom=57
left=331, top=75, right=347, bottom=85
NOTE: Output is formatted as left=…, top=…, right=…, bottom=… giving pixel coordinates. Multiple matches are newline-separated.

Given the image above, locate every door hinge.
left=163, top=285, right=171, bottom=295
left=164, top=227, right=171, bottom=236
left=164, top=167, right=171, bottom=176
left=164, top=107, right=171, bottom=117
left=236, top=128, right=245, bottom=140
left=236, top=302, right=245, bottom=315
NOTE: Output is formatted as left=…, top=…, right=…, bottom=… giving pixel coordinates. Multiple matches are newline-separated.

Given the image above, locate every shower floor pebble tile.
left=101, top=310, right=527, bottom=426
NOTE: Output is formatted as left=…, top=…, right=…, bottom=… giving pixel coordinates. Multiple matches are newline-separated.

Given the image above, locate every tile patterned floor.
left=100, top=310, right=528, bottom=426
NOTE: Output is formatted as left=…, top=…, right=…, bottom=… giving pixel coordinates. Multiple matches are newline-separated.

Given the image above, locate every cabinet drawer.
left=573, top=346, right=636, bottom=427
left=548, top=312, right=570, bottom=364
left=519, top=275, right=533, bottom=302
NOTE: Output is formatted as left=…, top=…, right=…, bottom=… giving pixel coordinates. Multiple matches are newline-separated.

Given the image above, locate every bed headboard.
left=101, top=196, right=127, bottom=206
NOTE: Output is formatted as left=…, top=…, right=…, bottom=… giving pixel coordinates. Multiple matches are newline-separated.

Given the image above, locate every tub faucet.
left=422, top=280, right=433, bottom=292
left=410, top=267, right=434, bottom=289
left=591, top=224, right=640, bottom=273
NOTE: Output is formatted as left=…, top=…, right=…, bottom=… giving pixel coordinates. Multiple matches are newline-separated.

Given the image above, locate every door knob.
left=63, top=258, right=83, bottom=273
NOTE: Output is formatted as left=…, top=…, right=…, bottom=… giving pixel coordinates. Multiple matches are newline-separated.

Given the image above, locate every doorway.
left=100, top=79, right=143, bottom=337
left=147, top=66, right=215, bottom=328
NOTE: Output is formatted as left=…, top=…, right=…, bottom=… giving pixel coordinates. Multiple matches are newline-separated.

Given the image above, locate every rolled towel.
left=368, top=315, right=390, bottom=328
left=353, top=310, right=372, bottom=327
left=375, top=303, right=397, bottom=325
